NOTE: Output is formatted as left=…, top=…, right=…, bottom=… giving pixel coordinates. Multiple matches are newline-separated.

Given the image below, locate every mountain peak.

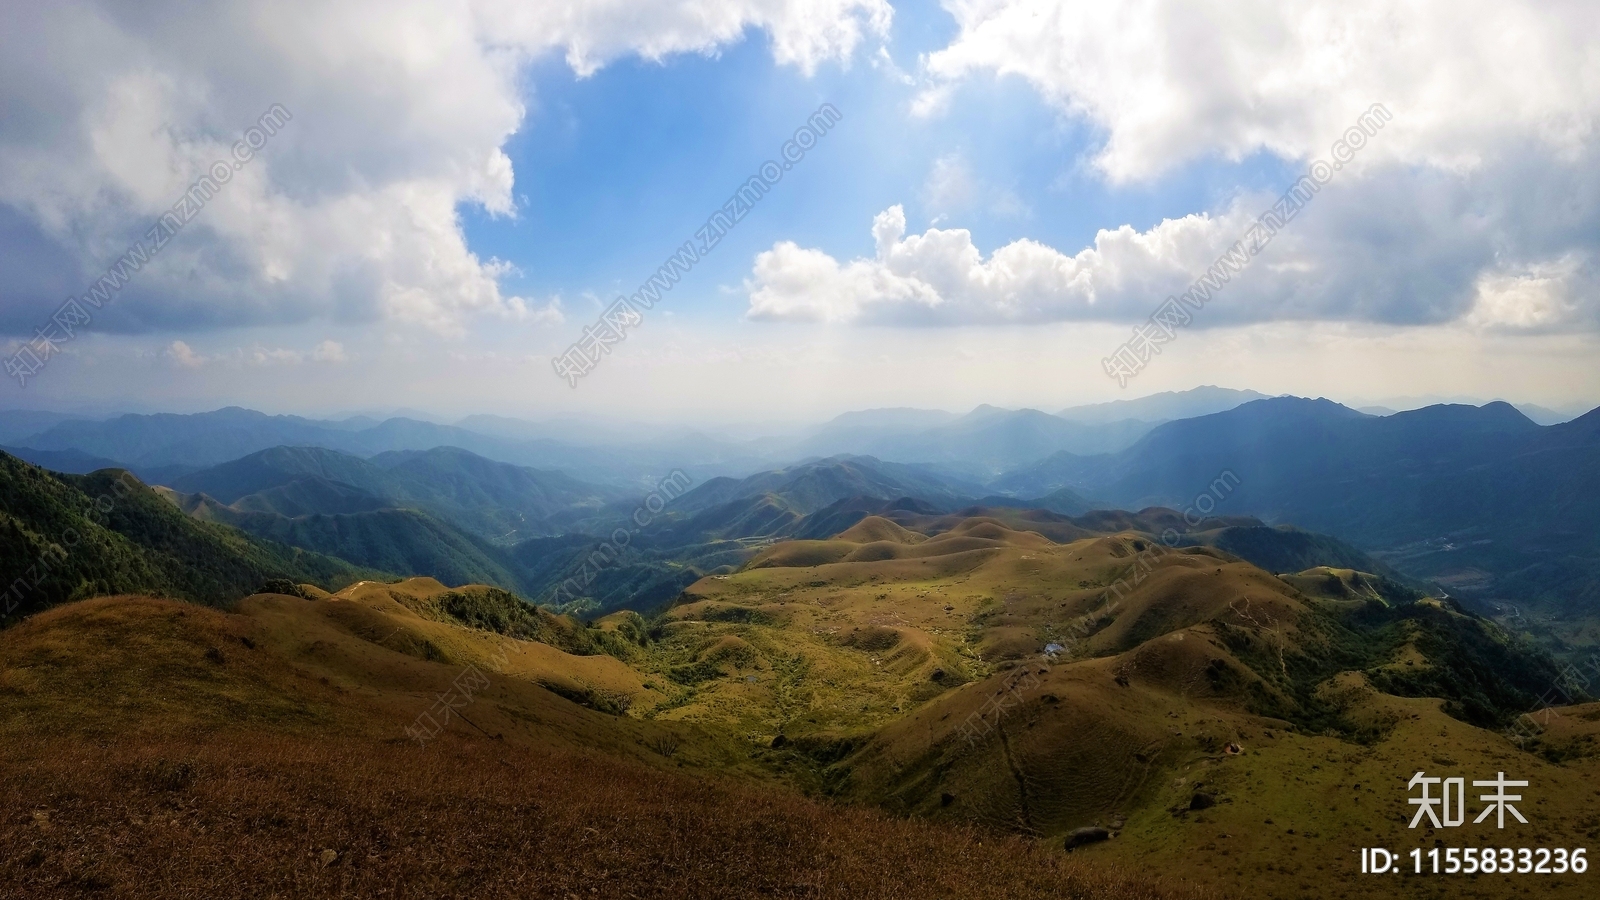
left=1057, top=386, right=1272, bottom=425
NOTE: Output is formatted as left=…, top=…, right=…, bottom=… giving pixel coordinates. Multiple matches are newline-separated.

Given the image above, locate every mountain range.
left=167, top=445, right=624, bottom=540
left=1, top=386, right=1280, bottom=487
left=992, top=397, right=1600, bottom=615
left=10, top=389, right=1600, bottom=897
left=6, top=388, right=1599, bottom=636
left=9, top=407, right=767, bottom=489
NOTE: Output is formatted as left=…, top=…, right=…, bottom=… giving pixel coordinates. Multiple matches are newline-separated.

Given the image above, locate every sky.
left=1, top=0, right=1598, bottom=423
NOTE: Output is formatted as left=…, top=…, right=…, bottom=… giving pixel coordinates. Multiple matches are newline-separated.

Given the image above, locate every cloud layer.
left=747, top=0, right=1600, bottom=331
left=921, top=0, right=1600, bottom=181
left=0, top=0, right=890, bottom=337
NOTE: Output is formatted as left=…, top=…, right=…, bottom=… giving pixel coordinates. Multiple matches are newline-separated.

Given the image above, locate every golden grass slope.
left=0, top=585, right=700, bottom=767
left=658, top=514, right=1600, bottom=899
left=5, top=510, right=1595, bottom=900
left=0, top=580, right=1213, bottom=900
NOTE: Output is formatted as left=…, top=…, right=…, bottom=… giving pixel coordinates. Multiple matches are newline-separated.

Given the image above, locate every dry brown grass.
left=0, top=594, right=1213, bottom=900
left=0, top=732, right=1213, bottom=900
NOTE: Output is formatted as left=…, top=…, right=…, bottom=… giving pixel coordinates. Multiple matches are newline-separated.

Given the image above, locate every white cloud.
left=747, top=173, right=1600, bottom=329
left=744, top=0, right=1600, bottom=331
left=747, top=204, right=1253, bottom=324
left=921, top=0, right=1600, bottom=182
left=0, top=0, right=889, bottom=337
left=1465, top=255, right=1591, bottom=331
left=488, top=0, right=892, bottom=77
left=921, top=153, right=1026, bottom=221
left=923, top=155, right=978, bottom=214
left=247, top=347, right=306, bottom=367
left=165, top=341, right=205, bottom=368
left=161, top=338, right=363, bottom=368
left=311, top=340, right=347, bottom=363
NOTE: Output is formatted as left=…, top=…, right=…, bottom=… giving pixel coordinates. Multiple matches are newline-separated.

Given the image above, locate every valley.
left=3, top=389, right=1597, bottom=899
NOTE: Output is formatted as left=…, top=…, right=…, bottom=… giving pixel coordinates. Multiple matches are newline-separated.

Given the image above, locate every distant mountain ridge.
left=13, top=394, right=1600, bottom=625
left=14, top=407, right=773, bottom=489
left=0, top=445, right=126, bottom=476
left=169, top=445, right=623, bottom=542
left=992, top=397, right=1600, bottom=612
left=0, top=411, right=89, bottom=445
left=672, top=455, right=984, bottom=517
left=1056, top=385, right=1272, bottom=424
left=792, top=407, right=1156, bottom=475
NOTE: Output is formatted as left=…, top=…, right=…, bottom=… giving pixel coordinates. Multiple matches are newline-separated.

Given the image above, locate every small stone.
left=319, top=849, right=338, bottom=867
left=1189, top=793, right=1216, bottom=811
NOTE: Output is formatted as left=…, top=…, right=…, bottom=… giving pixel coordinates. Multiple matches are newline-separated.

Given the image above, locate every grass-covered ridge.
left=0, top=451, right=368, bottom=623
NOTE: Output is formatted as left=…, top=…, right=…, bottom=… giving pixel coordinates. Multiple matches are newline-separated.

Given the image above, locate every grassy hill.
left=3, top=484, right=1592, bottom=898
left=617, top=514, right=1581, bottom=898
left=0, top=451, right=369, bottom=622
left=200, top=504, right=527, bottom=592
left=0, top=583, right=1208, bottom=900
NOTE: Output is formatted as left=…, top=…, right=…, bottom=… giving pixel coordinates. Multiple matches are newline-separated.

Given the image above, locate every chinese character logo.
left=1407, top=770, right=1528, bottom=828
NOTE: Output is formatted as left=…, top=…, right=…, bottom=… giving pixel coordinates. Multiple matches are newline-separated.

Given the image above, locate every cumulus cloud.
left=159, top=337, right=360, bottom=369
left=747, top=169, right=1600, bottom=330
left=744, top=0, right=1600, bottom=331
left=1465, top=256, right=1594, bottom=331
left=311, top=340, right=347, bottom=363
left=165, top=341, right=205, bottom=368
left=747, top=203, right=1255, bottom=324
left=488, top=0, right=892, bottom=77
left=921, top=0, right=1600, bottom=181
left=0, top=0, right=889, bottom=338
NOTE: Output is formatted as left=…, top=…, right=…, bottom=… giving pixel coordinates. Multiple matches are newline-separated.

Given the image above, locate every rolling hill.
left=0, top=409, right=89, bottom=445
left=989, top=397, right=1600, bottom=625
left=170, top=444, right=623, bottom=541
left=671, top=456, right=983, bottom=518
left=0, top=450, right=370, bottom=623
left=158, top=452, right=700, bottom=616
left=3, top=447, right=1589, bottom=898
left=636, top=510, right=1580, bottom=898
left=0, top=444, right=126, bottom=476
left=0, top=580, right=1208, bottom=900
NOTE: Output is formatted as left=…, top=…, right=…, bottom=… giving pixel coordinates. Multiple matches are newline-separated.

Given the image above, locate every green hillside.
left=171, top=444, right=624, bottom=541
left=184, top=499, right=522, bottom=594
left=0, top=452, right=369, bottom=623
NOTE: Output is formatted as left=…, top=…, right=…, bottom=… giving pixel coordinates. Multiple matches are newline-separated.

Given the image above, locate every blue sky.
left=1, top=1, right=1597, bottom=420
left=480, top=15, right=1301, bottom=329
